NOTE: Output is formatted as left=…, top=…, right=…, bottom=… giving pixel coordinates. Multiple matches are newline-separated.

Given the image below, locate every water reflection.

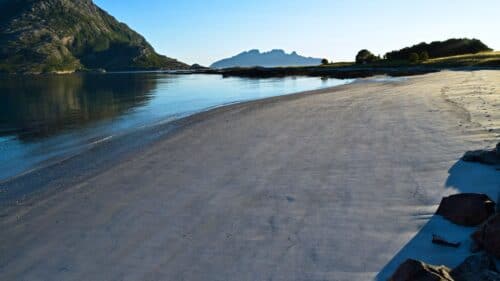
left=0, top=74, right=158, bottom=141
left=0, top=73, right=349, bottom=181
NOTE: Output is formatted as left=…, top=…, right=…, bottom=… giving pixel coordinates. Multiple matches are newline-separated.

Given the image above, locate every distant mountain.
left=0, top=0, right=188, bottom=73
left=211, top=49, right=322, bottom=69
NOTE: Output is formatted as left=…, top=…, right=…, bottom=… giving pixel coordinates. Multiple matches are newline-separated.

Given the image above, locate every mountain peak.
left=0, top=0, right=188, bottom=73
left=268, top=49, right=286, bottom=54
left=211, top=49, right=322, bottom=69
left=247, top=49, right=260, bottom=53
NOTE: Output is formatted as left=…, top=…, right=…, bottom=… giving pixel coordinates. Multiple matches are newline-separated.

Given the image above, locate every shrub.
left=409, top=52, right=419, bottom=63
left=321, top=58, right=329, bottom=65
left=355, top=49, right=377, bottom=64
left=419, top=51, right=429, bottom=61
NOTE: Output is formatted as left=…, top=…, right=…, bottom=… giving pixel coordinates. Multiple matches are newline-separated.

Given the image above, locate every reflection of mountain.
left=0, top=74, right=158, bottom=141
left=211, top=49, right=322, bottom=69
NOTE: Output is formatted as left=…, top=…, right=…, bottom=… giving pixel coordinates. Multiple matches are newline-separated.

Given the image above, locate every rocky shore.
left=389, top=143, right=500, bottom=281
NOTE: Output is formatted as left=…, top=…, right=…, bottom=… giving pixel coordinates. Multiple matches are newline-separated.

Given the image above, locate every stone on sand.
left=462, top=143, right=500, bottom=165
left=471, top=214, right=500, bottom=258
left=389, top=259, right=454, bottom=281
left=436, top=193, right=496, bottom=226
left=451, top=253, right=499, bottom=281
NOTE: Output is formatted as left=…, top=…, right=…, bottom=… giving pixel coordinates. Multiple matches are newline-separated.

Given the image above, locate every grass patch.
left=318, top=51, right=500, bottom=69
left=423, top=51, right=500, bottom=67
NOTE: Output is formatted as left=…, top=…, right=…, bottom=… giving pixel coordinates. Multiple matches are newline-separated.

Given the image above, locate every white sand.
left=0, top=71, right=498, bottom=281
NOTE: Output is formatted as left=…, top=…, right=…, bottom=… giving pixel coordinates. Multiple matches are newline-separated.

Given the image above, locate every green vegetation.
left=349, top=39, right=497, bottom=67
left=423, top=51, right=500, bottom=67
left=355, top=49, right=379, bottom=64
left=349, top=51, right=500, bottom=68
left=321, top=58, right=329, bottom=65
left=404, top=51, right=429, bottom=64
left=385, top=38, right=491, bottom=61
left=0, top=0, right=188, bottom=73
left=419, top=51, right=429, bottom=61
left=408, top=53, right=419, bottom=63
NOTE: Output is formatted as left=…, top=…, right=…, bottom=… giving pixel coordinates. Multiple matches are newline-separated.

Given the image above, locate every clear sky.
left=94, top=0, right=499, bottom=66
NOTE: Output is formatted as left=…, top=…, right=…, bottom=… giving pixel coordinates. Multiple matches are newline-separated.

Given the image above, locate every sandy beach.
left=0, top=71, right=498, bottom=280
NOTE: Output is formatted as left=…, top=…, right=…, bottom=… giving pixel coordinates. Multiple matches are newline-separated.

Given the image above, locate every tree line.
left=355, top=38, right=491, bottom=64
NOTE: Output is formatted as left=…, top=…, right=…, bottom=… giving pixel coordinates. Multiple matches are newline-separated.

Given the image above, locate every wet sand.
left=0, top=71, right=498, bottom=281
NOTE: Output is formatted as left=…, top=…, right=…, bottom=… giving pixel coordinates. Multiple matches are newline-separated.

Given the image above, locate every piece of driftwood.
left=432, top=234, right=461, bottom=248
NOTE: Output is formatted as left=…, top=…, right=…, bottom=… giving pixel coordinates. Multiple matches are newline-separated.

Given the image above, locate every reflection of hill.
left=0, top=74, right=158, bottom=141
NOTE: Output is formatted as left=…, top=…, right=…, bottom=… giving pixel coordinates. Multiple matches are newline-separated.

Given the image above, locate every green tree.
left=321, top=58, right=329, bottom=65
left=408, top=52, right=420, bottom=63
left=355, top=49, right=377, bottom=64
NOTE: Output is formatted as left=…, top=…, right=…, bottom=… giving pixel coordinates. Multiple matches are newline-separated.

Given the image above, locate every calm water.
left=0, top=73, right=349, bottom=181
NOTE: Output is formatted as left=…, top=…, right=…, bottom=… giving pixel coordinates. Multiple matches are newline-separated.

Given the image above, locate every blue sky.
left=95, top=0, right=499, bottom=66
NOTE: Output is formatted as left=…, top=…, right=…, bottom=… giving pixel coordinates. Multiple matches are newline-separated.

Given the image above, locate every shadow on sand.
left=376, top=160, right=499, bottom=280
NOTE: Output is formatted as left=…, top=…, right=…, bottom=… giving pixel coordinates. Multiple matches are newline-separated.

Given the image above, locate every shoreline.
left=0, top=83, right=353, bottom=208
left=0, top=71, right=498, bottom=280
left=2, top=65, right=499, bottom=79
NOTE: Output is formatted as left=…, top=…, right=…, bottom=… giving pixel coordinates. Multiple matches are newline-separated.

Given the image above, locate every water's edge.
left=0, top=83, right=355, bottom=207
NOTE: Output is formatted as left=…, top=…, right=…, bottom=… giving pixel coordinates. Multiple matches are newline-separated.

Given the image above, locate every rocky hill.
left=211, top=49, right=322, bottom=69
left=0, top=0, right=188, bottom=73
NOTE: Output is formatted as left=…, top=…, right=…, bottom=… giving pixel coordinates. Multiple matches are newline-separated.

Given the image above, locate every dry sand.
left=0, top=70, right=498, bottom=281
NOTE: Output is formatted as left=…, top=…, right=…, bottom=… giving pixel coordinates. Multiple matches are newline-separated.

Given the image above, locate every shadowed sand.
left=0, top=71, right=498, bottom=281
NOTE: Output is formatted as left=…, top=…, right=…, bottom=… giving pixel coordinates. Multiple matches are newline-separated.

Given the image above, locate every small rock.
left=463, top=144, right=500, bottom=165
left=436, top=193, right=496, bottom=226
left=432, top=234, right=461, bottom=248
left=471, top=213, right=500, bottom=258
left=451, top=253, right=499, bottom=281
left=389, top=259, right=454, bottom=281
